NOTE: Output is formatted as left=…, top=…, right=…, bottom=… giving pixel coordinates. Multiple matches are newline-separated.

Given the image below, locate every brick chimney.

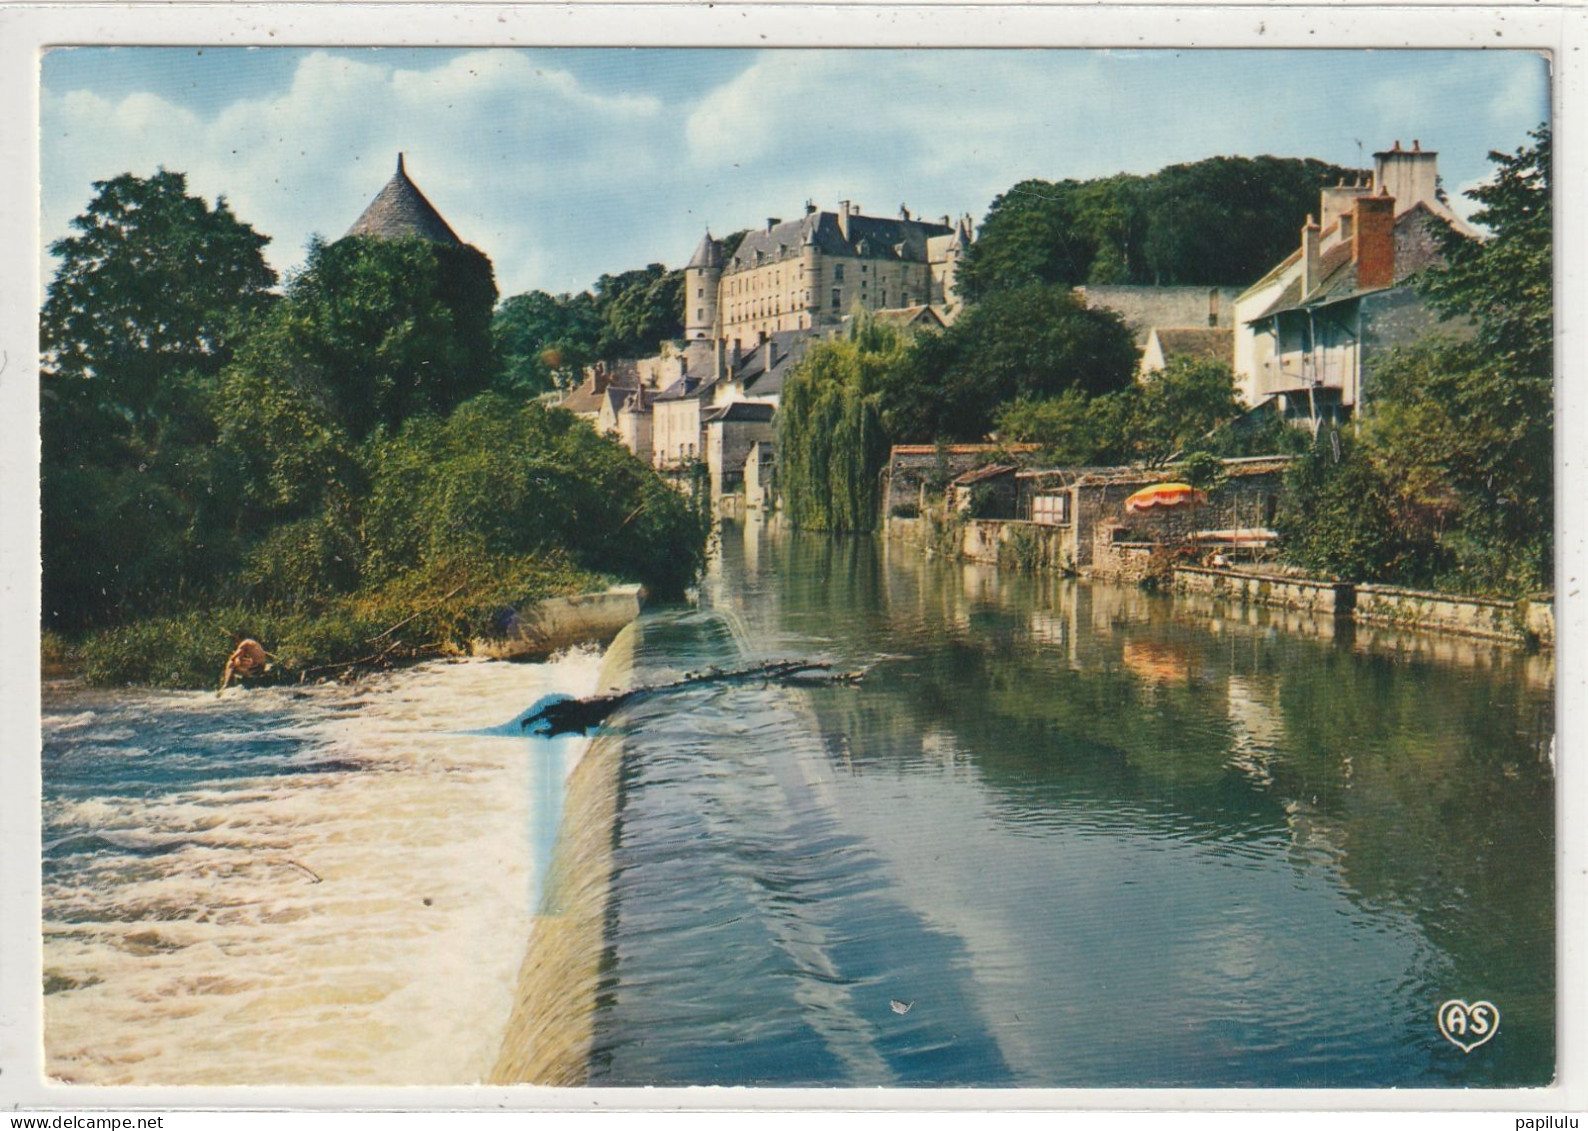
left=1353, top=192, right=1397, bottom=291
left=1301, top=214, right=1322, bottom=297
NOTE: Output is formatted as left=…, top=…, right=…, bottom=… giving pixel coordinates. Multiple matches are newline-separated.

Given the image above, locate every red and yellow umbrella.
left=1124, top=482, right=1206, bottom=513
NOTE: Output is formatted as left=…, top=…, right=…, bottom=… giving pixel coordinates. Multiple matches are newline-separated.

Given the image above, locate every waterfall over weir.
left=490, top=627, right=637, bottom=1086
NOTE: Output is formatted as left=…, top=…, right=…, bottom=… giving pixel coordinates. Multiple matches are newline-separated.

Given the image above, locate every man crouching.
left=219, top=638, right=272, bottom=695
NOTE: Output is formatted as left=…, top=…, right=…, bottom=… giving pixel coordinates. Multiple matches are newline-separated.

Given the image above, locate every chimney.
left=1301, top=214, right=1322, bottom=297
left=730, top=339, right=743, bottom=368
left=1373, top=139, right=1440, bottom=212
left=1353, top=191, right=1397, bottom=291
left=837, top=200, right=851, bottom=241
left=940, top=214, right=951, bottom=227
left=714, top=337, right=726, bottom=382
left=1320, top=181, right=1370, bottom=245
left=766, top=217, right=781, bottom=234
left=805, top=199, right=817, bottom=215
left=591, top=361, right=610, bottom=395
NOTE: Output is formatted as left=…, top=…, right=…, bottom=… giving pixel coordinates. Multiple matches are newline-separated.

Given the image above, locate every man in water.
left=219, top=638, right=271, bottom=694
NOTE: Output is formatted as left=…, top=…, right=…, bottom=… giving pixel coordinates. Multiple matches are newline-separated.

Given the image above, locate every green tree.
left=275, top=235, right=499, bottom=439
left=41, top=170, right=278, bottom=432
left=958, top=156, right=1358, bottom=299
left=492, top=289, right=603, bottom=394
left=880, top=285, right=1138, bottom=442
left=1421, top=125, right=1551, bottom=378
left=41, top=171, right=278, bottom=632
left=1123, top=357, right=1245, bottom=465
left=594, top=263, right=685, bottom=358
left=1274, top=430, right=1447, bottom=584
left=363, top=395, right=708, bottom=596
left=996, top=358, right=1244, bottom=468
left=995, top=389, right=1114, bottom=465
left=778, top=318, right=904, bottom=532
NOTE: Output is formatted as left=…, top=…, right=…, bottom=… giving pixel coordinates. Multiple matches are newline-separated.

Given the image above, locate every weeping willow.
left=777, top=318, right=904, bottom=532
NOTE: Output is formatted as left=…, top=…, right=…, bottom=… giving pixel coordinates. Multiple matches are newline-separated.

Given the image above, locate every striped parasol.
left=1124, top=482, right=1207, bottom=513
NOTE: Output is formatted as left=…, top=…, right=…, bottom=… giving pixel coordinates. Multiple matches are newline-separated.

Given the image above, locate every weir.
left=490, top=625, right=639, bottom=1086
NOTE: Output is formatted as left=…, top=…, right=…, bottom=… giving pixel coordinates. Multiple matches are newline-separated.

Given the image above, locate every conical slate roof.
left=687, top=231, right=724, bottom=270
left=345, top=154, right=462, bottom=244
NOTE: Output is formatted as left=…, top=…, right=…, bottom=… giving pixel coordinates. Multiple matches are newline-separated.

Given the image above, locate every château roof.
left=727, top=209, right=954, bottom=272
left=345, top=154, right=463, bottom=245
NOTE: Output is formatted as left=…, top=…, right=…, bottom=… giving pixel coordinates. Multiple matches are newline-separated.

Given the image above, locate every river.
left=41, top=523, right=1555, bottom=1089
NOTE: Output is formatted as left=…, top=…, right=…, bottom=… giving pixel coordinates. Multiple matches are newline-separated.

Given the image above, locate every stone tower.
left=345, top=153, right=463, bottom=244
left=684, top=230, right=724, bottom=341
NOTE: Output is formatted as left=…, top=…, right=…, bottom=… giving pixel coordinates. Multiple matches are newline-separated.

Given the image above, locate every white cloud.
left=42, top=48, right=1549, bottom=299
left=43, top=49, right=673, bottom=296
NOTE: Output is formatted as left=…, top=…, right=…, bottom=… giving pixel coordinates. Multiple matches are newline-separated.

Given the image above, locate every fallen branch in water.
left=521, top=659, right=866, bottom=736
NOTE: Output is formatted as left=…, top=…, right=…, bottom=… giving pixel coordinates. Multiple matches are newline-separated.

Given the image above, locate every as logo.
left=1437, top=999, right=1499, bottom=1053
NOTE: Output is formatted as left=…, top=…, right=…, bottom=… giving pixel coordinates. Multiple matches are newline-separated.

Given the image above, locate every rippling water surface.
left=41, top=524, right=1556, bottom=1089
left=583, top=525, right=1555, bottom=1088
left=42, top=653, right=602, bottom=1085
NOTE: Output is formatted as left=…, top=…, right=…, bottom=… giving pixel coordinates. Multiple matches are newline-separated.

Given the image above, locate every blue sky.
left=40, top=47, right=1550, bottom=298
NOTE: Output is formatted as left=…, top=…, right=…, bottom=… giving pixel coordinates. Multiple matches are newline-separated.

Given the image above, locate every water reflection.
left=590, top=523, right=1553, bottom=1087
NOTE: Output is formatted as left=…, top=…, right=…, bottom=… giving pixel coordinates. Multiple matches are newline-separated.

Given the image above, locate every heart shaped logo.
left=1438, top=999, right=1500, bottom=1053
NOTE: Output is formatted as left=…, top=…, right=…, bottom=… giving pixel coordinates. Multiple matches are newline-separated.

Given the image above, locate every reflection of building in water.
left=1224, top=674, right=1286, bottom=788
left=1120, top=639, right=1194, bottom=684
left=1025, top=609, right=1070, bottom=651
left=920, top=728, right=972, bottom=778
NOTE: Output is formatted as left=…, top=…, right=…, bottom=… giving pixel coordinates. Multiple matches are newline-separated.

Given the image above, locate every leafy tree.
left=275, top=235, right=499, bottom=438
left=41, top=170, right=278, bottom=431
left=1274, top=430, right=1447, bottom=584
left=1139, top=156, right=1356, bottom=287
left=594, top=263, right=685, bottom=358
left=996, top=358, right=1244, bottom=467
left=880, top=285, right=1138, bottom=442
left=1123, top=357, right=1245, bottom=464
left=41, top=171, right=278, bottom=631
left=492, top=289, right=603, bottom=394
left=959, top=156, right=1358, bottom=300
left=995, top=388, right=1114, bottom=465
left=778, top=318, right=905, bottom=532
left=1421, top=125, right=1551, bottom=379
left=363, top=395, right=708, bottom=596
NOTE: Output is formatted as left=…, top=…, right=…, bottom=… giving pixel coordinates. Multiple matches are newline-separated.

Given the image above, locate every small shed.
left=950, top=464, right=1019, bottom=518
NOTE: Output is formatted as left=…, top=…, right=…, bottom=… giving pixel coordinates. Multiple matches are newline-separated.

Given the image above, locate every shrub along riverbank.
left=49, top=553, right=612, bottom=690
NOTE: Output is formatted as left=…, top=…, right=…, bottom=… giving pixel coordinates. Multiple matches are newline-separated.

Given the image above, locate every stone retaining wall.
left=1173, top=566, right=1355, bottom=618
left=1354, top=583, right=1543, bottom=645
left=1175, top=568, right=1553, bottom=648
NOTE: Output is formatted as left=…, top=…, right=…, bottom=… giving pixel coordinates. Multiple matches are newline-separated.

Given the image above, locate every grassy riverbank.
left=48, top=552, right=615, bottom=689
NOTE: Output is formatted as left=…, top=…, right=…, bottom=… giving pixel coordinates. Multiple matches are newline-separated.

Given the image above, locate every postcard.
left=2, top=2, right=1582, bottom=1119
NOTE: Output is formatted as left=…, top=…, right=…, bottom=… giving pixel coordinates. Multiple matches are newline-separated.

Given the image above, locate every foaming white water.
left=43, top=650, right=603, bottom=1086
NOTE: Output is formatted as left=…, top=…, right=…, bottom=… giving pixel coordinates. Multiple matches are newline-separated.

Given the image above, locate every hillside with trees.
left=492, top=231, right=752, bottom=397
left=957, top=155, right=1363, bottom=299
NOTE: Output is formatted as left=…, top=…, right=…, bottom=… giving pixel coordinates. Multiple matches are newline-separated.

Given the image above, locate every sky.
left=39, top=47, right=1551, bottom=299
